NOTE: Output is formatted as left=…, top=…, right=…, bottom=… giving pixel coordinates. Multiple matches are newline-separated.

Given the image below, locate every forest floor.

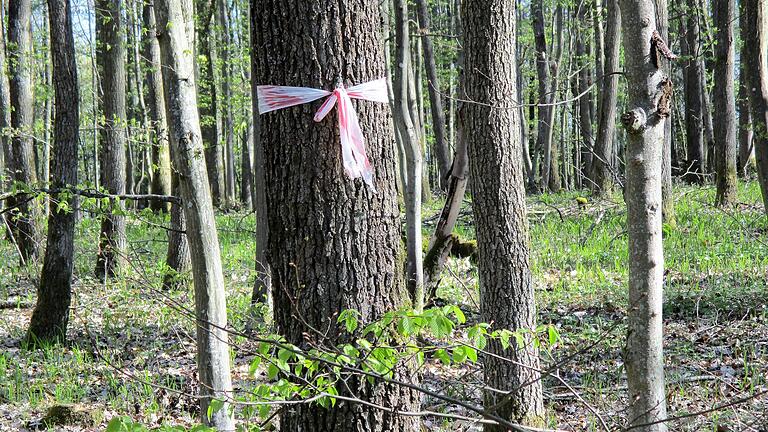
left=1, top=181, right=767, bottom=431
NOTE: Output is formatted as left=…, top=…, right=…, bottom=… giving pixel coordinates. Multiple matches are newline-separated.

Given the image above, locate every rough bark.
left=155, top=0, right=234, bottom=428
left=26, top=0, right=79, bottom=344
left=161, top=173, right=190, bottom=291
left=576, top=4, right=595, bottom=180
left=743, top=0, right=768, bottom=212
left=248, top=3, right=270, bottom=305
left=95, top=0, right=128, bottom=278
left=592, top=0, right=621, bottom=193
left=394, top=0, right=425, bottom=311
left=618, top=1, right=670, bottom=429
left=682, top=4, right=705, bottom=183
left=737, top=25, right=753, bottom=178
left=653, top=0, right=675, bottom=225
left=0, top=3, right=12, bottom=213
left=415, top=0, right=451, bottom=186
left=143, top=1, right=172, bottom=213
left=253, top=0, right=420, bottom=430
left=7, top=0, right=42, bottom=262
left=713, top=0, right=738, bottom=206
left=461, top=0, right=544, bottom=428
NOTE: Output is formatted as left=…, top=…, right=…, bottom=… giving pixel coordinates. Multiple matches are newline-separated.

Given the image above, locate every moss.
left=451, top=238, right=477, bottom=262
left=42, top=404, right=102, bottom=428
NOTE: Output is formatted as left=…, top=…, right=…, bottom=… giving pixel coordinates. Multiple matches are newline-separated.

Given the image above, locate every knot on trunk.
left=621, top=108, right=646, bottom=133
left=650, top=30, right=677, bottom=69
left=655, top=77, right=673, bottom=118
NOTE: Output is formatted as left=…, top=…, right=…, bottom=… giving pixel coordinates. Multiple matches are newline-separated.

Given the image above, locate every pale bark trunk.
left=461, top=0, right=545, bottom=428
left=534, top=0, right=556, bottom=191
left=155, top=0, right=234, bottom=428
left=7, top=0, right=42, bottom=263
left=143, top=1, right=172, bottom=213
left=394, top=0, right=425, bottom=312
left=27, top=0, right=79, bottom=344
left=592, top=0, right=620, bottom=193
left=743, top=0, right=768, bottom=212
left=253, top=0, right=420, bottom=429
left=218, top=0, right=236, bottom=207
left=618, top=1, right=670, bottom=429
left=0, top=3, right=12, bottom=213
left=682, top=6, right=705, bottom=183
left=655, top=0, right=675, bottom=225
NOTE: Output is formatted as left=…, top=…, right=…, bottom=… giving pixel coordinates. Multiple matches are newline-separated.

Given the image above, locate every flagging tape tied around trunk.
left=257, top=78, right=389, bottom=191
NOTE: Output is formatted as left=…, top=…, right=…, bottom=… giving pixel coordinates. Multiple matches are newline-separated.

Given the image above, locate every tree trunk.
left=218, top=0, right=236, bottom=207
left=253, top=0, right=421, bottom=430
left=576, top=5, right=595, bottom=181
left=143, top=1, right=172, bottom=213
left=394, top=0, right=425, bottom=312
left=737, top=28, right=753, bottom=178
left=0, top=3, right=12, bottom=214
left=618, top=1, right=670, bottom=428
left=95, top=0, right=128, bottom=278
left=655, top=0, right=675, bottom=226
left=248, top=3, right=270, bottom=306
left=161, top=173, right=191, bottom=291
left=197, top=1, right=224, bottom=208
left=682, top=5, right=705, bottom=183
left=155, top=0, right=235, bottom=428
left=415, top=0, right=451, bottom=186
left=546, top=5, right=564, bottom=192
left=26, top=0, right=79, bottom=344
left=592, top=0, right=620, bottom=193
left=743, top=0, right=768, bottom=212
left=533, top=0, right=556, bottom=191
left=713, top=0, right=738, bottom=206
left=461, top=0, right=545, bottom=428
left=7, top=0, right=42, bottom=263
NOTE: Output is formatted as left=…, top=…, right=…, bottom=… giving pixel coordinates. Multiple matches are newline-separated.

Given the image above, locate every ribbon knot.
left=257, top=78, right=389, bottom=191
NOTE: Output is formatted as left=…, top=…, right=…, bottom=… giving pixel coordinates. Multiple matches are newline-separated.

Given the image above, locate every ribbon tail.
left=337, top=89, right=376, bottom=191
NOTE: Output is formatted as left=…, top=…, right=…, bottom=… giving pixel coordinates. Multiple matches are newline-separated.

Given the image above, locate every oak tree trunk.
left=713, top=0, right=738, bottom=206
left=461, top=0, right=545, bottom=428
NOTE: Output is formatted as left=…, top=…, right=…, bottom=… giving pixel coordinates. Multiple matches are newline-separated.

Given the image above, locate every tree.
left=743, top=0, right=768, bottom=212
left=218, top=0, right=236, bottom=207
left=95, top=0, right=128, bottom=278
left=654, top=0, right=675, bottom=225
left=618, top=1, right=672, bottom=429
left=155, top=0, right=234, bottom=428
left=394, top=0, right=425, bottom=311
left=196, top=0, right=224, bottom=208
left=26, top=0, right=79, bottom=344
left=143, top=1, right=172, bottom=213
left=252, top=0, right=420, bottom=429
left=460, top=0, right=545, bottom=428
left=681, top=3, right=705, bottom=183
left=415, top=0, right=451, bottom=186
left=7, top=0, right=42, bottom=263
left=592, top=0, right=621, bottom=193
left=0, top=1, right=12, bottom=213
left=713, top=0, right=737, bottom=206
left=533, top=0, right=557, bottom=192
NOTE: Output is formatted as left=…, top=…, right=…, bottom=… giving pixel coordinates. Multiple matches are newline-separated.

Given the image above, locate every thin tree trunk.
left=737, top=29, right=753, bottom=178
left=534, top=0, right=556, bottom=191
left=394, top=0, right=425, bottom=312
left=618, top=1, right=671, bottom=428
left=713, top=0, right=738, bottom=205
left=218, top=0, right=236, bottom=207
left=144, top=1, right=172, bottom=213
left=26, top=0, right=79, bottom=344
left=155, top=0, right=234, bottom=428
left=0, top=2, right=12, bottom=214
left=592, top=0, right=620, bottom=193
left=253, top=0, right=421, bottom=429
left=162, top=173, right=191, bottom=290
left=682, top=5, right=705, bottom=183
left=415, top=0, right=451, bottom=186
left=743, top=0, right=768, bottom=212
left=576, top=4, right=595, bottom=181
left=7, top=0, right=42, bottom=263
left=546, top=5, right=564, bottom=192
left=461, top=0, right=545, bottom=428
left=655, top=0, right=675, bottom=225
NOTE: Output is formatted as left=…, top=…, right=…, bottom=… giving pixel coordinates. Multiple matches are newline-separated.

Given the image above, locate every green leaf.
left=267, top=363, right=280, bottom=380
left=548, top=325, right=560, bottom=346
left=249, top=356, right=262, bottom=376
left=434, top=348, right=451, bottom=365
left=206, top=399, right=225, bottom=421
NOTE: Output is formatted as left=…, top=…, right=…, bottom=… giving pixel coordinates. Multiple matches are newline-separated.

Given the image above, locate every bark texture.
left=27, top=0, right=79, bottom=344
left=533, top=0, right=555, bottom=191
left=461, top=0, right=544, bottom=428
left=618, top=1, right=669, bottom=429
left=95, top=0, right=128, bottom=278
left=743, top=0, right=768, bottom=212
left=713, top=0, right=738, bottom=206
left=156, top=0, right=235, bottom=428
left=253, top=1, right=420, bottom=430
left=682, top=3, right=705, bottom=183
left=7, top=0, right=42, bottom=262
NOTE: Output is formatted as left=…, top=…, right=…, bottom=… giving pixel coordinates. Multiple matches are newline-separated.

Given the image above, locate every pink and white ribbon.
left=257, top=78, right=389, bottom=190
